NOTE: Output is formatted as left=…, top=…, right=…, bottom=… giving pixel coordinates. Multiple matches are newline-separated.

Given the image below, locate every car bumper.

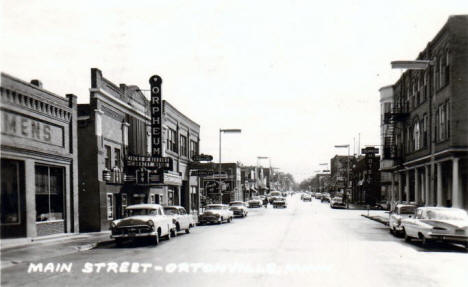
left=199, top=217, right=221, bottom=223
left=428, top=233, right=468, bottom=243
left=232, top=211, right=244, bottom=216
left=111, top=231, right=157, bottom=238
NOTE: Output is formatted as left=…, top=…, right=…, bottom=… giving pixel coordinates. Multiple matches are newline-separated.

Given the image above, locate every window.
left=105, top=145, right=111, bottom=170
left=149, top=194, right=155, bottom=204
left=413, top=121, right=420, bottom=151
left=190, top=140, right=198, bottom=157
left=107, top=193, right=114, bottom=220
left=121, top=194, right=127, bottom=217
left=423, top=114, right=428, bottom=148
left=167, top=128, right=177, bottom=153
left=1, top=159, right=21, bottom=225
left=114, top=148, right=121, bottom=168
left=180, top=135, right=188, bottom=157
left=438, top=104, right=447, bottom=141
left=35, top=165, right=64, bottom=222
left=446, top=102, right=450, bottom=138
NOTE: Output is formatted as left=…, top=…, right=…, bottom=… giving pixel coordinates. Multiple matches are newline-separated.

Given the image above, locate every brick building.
left=351, top=154, right=381, bottom=205
left=77, top=68, right=200, bottom=232
left=1, top=73, right=79, bottom=238
left=383, top=15, right=468, bottom=210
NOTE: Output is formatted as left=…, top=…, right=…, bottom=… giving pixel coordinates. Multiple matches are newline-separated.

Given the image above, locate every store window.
left=121, top=194, right=127, bottom=217
left=1, top=160, right=21, bottom=225
left=107, top=193, right=114, bottom=220
left=35, top=165, right=64, bottom=222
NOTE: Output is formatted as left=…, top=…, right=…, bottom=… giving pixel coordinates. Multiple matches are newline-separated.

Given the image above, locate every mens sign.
left=149, top=75, right=163, bottom=157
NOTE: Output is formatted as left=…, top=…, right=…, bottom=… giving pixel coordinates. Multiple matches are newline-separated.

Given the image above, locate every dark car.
left=272, top=198, right=287, bottom=208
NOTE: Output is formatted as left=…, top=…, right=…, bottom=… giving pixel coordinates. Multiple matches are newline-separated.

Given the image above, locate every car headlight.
left=110, top=222, right=116, bottom=229
left=147, top=220, right=155, bottom=230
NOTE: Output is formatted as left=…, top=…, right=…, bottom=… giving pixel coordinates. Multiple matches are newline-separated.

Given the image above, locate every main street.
left=2, top=195, right=467, bottom=287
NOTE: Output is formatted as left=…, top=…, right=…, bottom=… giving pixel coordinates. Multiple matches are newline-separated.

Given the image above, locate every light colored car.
left=330, top=196, right=346, bottom=208
left=199, top=204, right=234, bottom=224
left=248, top=197, right=262, bottom=208
left=388, top=204, right=417, bottom=236
left=268, top=191, right=283, bottom=203
left=110, top=204, right=174, bottom=246
left=321, top=193, right=331, bottom=203
left=229, top=201, right=248, bottom=217
left=273, top=198, right=287, bottom=208
left=315, top=192, right=323, bottom=200
left=163, top=206, right=195, bottom=236
left=301, top=194, right=312, bottom=201
left=401, top=207, right=468, bottom=249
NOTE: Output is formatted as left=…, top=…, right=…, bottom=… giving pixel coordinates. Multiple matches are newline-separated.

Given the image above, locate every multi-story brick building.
left=1, top=73, right=79, bottom=238
left=383, top=15, right=468, bottom=210
left=78, top=68, right=200, bottom=232
left=351, top=154, right=381, bottom=205
left=380, top=85, right=395, bottom=202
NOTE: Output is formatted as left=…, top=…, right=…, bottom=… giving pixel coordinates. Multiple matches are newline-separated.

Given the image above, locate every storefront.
left=0, top=73, right=78, bottom=238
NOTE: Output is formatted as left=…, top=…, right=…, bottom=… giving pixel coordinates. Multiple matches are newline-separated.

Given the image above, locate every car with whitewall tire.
left=388, top=204, right=417, bottom=236
left=163, top=206, right=195, bottom=236
left=229, top=201, right=248, bottom=217
left=199, top=204, right=234, bottom=225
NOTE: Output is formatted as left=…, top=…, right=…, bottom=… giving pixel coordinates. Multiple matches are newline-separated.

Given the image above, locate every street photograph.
left=1, top=1, right=468, bottom=286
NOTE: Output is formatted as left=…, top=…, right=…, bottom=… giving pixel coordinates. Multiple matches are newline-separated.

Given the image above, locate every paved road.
left=2, top=195, right=467, bottom=287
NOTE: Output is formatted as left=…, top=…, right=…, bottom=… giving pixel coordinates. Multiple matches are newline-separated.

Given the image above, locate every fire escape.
left=383, top=103, right=408, bottom=166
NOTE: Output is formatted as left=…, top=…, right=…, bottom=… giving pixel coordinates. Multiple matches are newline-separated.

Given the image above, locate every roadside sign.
left=361, top=147, right=379, bottom=155
left=192, top=154, right=213, bottom=162
left=191, top=170, right=215, bottom=177
left=126, top=155, right=173, bottom=170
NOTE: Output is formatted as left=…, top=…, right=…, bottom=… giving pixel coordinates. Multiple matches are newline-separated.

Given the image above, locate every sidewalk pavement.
left=361, top=212, right=389, bottom=226
left=0, top=231, right=113, bottom=270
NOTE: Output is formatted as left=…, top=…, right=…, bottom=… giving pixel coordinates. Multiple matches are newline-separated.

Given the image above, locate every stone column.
left=414, top=168, right=420, bottom=204
left=25, top=159, right=37, bottom=237
left=398, top=173, right=403, bottom=202
left=405, top=170, right=410, bottom=203
left=452, top=158, right=462, bottom=208
left=436, top=162, right=443, bottom=207
left=424, top=165, right=430, bottom=206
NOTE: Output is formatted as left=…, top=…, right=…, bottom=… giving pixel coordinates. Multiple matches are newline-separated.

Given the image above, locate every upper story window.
left=180, top=135, right=188, bottom=157
left=413, top=121, right=420, bottom=151
left=423, top=114, right=428, bottom=148
left=438, top=103, right=448, bottom=142
left=114, top=148, right=121, bottom=168
left=190, top=140, right=198, bottom=158
left=105, top=145, right=111, bottom=170
left=167, top=128, right=177, bottom=153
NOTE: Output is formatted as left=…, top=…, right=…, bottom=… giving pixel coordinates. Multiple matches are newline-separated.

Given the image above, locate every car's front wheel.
left=227, top=217, right=232, bottom=223
left=115, top=238, right=124, bottom=247
left=185, top=227, right=190, bottom=234
left=403, top=230, right=412, bottom=242
left=154, top=232, right=160, bottom=246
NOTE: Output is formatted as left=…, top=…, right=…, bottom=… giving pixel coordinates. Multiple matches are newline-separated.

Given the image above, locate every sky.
left=2, top=0, right=467, bottom=182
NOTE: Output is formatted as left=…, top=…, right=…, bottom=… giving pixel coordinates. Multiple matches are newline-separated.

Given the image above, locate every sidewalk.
left=0, top=231, right=113, bottom=270
left=361, top=212, right=389, bottom=226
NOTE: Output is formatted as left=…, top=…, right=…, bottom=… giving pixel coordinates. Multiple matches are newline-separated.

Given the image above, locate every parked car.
left=401, top=207, right=468, bottom=249
left=199, top=204, right=234, bottom=224
left=315, top=192, right=323, bottom=200
left=330, top=196, right=346, bottom=209
left=110, top=204, right=174, bottom=246
left=388, top=204, right=417, bottom=236
left=301, top=194, right=312, bottom=202
left=248, top=197, right=262, bottom=208
left=268, top=191, right=283, bottom=203
left=163, top=206, right=195, bottom=236
left=272, top=198, right=287, bottom=208
left=229, top=201, right=248, bottom=217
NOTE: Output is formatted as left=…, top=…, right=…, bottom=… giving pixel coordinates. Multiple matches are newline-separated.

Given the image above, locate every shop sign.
left=362, top=147, right=379, bottom=155
left=191, top=170, right=214, bottom=177
left=1, top=110, right=64, bottom=147
left=149, top=75, right=162, bottom=157
left=192, top=154, right=213, bottom=162
left=126, top=155, right=173, bottom=170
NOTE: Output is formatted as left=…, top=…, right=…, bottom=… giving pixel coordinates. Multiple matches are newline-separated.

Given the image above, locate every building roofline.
left=163, top=100, right=200, bottom=128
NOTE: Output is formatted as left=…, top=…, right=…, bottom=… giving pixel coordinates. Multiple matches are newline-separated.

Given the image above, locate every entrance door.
left=1, top=159, right=26, bottom=238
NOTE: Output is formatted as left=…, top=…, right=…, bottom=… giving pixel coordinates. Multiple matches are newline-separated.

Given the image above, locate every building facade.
left=351, top=154, right=381, bottom=205
left=78, top=68, right=200, bottom=232
left=383, top=15, right=468, bottom=210
left=1, top=73, right=79, bottom=238
left=199, top=163, right=242, bottom=205
left=380, top=85, right=395, bottom=202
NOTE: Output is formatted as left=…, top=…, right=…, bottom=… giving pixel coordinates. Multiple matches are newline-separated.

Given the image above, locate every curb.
left=361, top=214, right=389, bottom=226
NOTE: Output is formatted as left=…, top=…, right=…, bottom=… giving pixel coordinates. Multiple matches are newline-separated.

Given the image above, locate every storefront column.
left=436, top=162, right=443, bottom=207
left=424, top=165, right=430, bottom=206
left=398, top=173, right=403, bottom=202
left=414, top=168, right=420, bottom=204
left=452, top=158, right=462, bottom=208
left=390, top=173, right=395, bottom=202
left=405, top=170, right=410, bottom=203
left=25, top=159, right=37, bottom=237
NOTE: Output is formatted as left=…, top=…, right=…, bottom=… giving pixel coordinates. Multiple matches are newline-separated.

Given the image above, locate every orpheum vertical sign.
left=149, top=75, right=162, bottom=157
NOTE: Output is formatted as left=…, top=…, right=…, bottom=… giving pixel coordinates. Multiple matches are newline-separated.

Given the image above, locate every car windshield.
left=126, top=208, right=158, bottom=216
left=426, top=210, right=468, bottom=220
left=399, top=206, right=416, bottom=214
left=230, top=203, right=244, bottom=206
left=163, top=208, right=179, bottom=215
left=206, top=205, right=223, bottom=210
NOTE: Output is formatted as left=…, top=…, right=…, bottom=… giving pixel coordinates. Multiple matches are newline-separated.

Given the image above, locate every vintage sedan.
left=199, top=204, right=234, bottom=224
left=330, top=196, right=346, bottom=209
left=401, top=207, right=468, bottom=249
left=163, top=206, right=195, bottom=236
left=272, top=198, right=287, bottom=208
left=268, top=191, right=283, bottom=203
left=110, top=204, right=173, bottom=246
left=248, top=197, right=262, bottom=208
left=229, top=201, right=248, bottom=217
left=301, top=194, right=312, bottom=202
left=388, top=204, right=417, bottom=236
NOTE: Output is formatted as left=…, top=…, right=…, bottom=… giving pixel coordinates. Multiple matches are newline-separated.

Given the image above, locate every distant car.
left=272, top=198, right=287, bottom=208
left=163, top=206, right=195, bottom=236
left=229, top=201, right=248, bottom=217
left=315, top=192, right=323, bottom=200
left=401, top=207, right=468, bottom=249
left=321, top=193, right=331, bottom=203
left=268, top=191, right=283, bottom=203
left=388, top=204, right=417, bottom=236
left=110, top=204, right=174, bottom=246
left=199, top=204, right=233, bottom=225
left=248, top=197, right=262, bottom=208
left=330, top=196, right=346, bottom=209
left=301, top=194, right=312, bottom=202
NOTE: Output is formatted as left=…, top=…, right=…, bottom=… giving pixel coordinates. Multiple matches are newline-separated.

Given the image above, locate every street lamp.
left=219, top=129, right=242, bottom=202
left=334, top=144, right=350, bottom=208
